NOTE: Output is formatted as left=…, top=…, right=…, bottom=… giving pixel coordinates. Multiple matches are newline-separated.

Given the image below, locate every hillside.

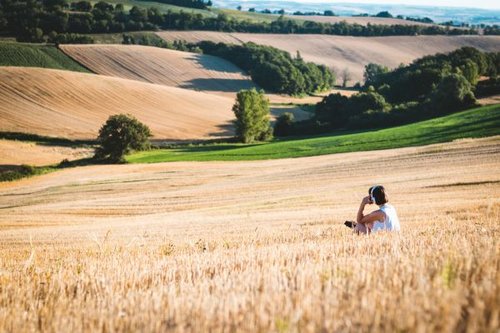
left=0, top=67, right=235, bottom=141
left=157, top=32, right=500, bottom=83
left=127, top=104, right=500, bottom=162
left=0, top=42, right=90, bottom=72
left=60, top=44, right=256, bottom=96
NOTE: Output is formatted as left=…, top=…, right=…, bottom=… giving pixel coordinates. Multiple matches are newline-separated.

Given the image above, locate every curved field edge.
left=127, top=104, right=500, bottom=163
left=0, top=42, right=91, bottom=73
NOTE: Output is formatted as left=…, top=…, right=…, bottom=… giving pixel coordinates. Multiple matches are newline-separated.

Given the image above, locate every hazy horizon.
left=252, top=0, right=500, bottom=10
left=213, top=1, right=500, bottom=25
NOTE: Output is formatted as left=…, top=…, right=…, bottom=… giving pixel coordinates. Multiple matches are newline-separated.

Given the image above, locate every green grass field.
left=0, top=42, right=91, bottom=72
left=127, top=104, right=500, bottom=163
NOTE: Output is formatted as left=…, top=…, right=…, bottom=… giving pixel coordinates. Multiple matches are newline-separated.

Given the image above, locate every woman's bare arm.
left=357, top=196, right=385, bottom=224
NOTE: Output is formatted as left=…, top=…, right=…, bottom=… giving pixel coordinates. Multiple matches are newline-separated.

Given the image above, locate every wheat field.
left=0, top=67, right=235, bottom=141
left=0, top=137, right=499, bottom=332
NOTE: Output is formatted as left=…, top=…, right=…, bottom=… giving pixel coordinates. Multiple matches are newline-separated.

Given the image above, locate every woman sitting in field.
left=345, top=185, right=401, bottom=234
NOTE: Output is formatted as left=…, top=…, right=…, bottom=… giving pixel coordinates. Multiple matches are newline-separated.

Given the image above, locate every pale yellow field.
left=157, top=32, right=500, bottom=83
left=60, top=44, right=256, bottom=96
left=1, top=137, right=499, bottom=332
left=0, top=67, right=235, bottom=141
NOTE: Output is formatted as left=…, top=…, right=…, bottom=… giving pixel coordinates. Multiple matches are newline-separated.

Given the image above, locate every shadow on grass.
left=0, top=132, right=95, bottom=147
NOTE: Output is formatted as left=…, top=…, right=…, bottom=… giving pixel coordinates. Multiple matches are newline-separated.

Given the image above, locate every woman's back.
left=372, top=204, right=401, bottom=232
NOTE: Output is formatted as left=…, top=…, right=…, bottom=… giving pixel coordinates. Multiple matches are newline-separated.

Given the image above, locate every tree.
left=232, top=89, right=273, bottom=143
left=431, top=73, right=476, bottom=115
left=341, top=67, right=352, bottom=87
left=274, top=112, right=295, bottom=137
left=375, top=11, right=393, bottom=18
left=363, top=63, right=389, bottom=86
left=95, top=114, right=152, bottom=162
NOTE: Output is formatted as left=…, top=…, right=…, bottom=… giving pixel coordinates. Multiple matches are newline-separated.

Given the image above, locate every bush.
left=232, top=89, right=273, bottom=143
left=274, top=112, right=295, bottom=137
left=430, top=73, right=476, bottom=115
left=95, top=114, right=152, bottom=163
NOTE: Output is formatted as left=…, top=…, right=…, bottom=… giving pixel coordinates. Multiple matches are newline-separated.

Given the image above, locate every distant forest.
left=136, top=0, right=212, bottom=10
left=278, top=47, right=500, bottom=136
left=0, top=0, right=482, bottom=42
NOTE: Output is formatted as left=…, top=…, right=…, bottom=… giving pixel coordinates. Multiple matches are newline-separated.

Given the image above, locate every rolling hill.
left=60, top=44, right=256, bottom=96
left=0, top=67, right=235, bottom=141
left=0, top=42, right=90, bottom=72
left=157, top=32, right=500, bottom=83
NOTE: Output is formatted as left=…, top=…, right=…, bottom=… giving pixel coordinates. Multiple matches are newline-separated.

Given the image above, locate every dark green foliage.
left=49, top=32, right=94, bottom=44
left=0, top=0, right=479, bottom=41
left=430, top=73, right=476, bottom=114
left=315, top=93, right=349, bottom=126
left=0, top=42, right=90, bottom=72
left=366, top=47, right=494, bottom=104
left=136, top=0, right=212, bottom=9
left=309, top=47, right=496, bottom=133
left=122, top=34, right=202, bottom=53
left=95, top=114, right=152, bottom=163
left=0, top=131, right=93, bottom=146
left=0, top=164, right=56, bottom=182
left=363, top=63, right=389, bottom=87
left=197, top=41, right=335, bottom=95
left=274, top=112, right=295, bottom=137
left=484, top=25, right=500, bottom=35
left=475, top=77, right=500, bottom=97
left=0, top=165, right=37, bottom=182
left=232, top=89, right=273, bottom=143
left=70, top=1, right=92, bottom=12
left=375, top=11, right=393, bottom=18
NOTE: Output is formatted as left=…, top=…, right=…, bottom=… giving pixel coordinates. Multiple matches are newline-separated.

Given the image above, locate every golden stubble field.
left=0, top=137, right=499, bottom=332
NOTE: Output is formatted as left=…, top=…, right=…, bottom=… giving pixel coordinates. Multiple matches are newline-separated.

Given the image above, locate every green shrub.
left=95, top=114, right=152, bottom=163
left=274, top=112, right=295, bottom=137
left=233, top=89, right=273, bottom=143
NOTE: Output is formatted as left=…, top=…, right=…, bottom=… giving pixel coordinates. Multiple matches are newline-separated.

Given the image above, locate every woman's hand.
left=361, top=196, right=372, bottom=205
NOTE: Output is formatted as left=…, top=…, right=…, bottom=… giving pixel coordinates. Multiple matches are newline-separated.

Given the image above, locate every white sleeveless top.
left=372, top=204, right=401, bottom=232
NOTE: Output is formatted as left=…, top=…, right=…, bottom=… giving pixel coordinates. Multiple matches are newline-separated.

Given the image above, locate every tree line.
left=136, top=0, right=212, bottom=10
left=277, top=47, right=500, bottom=136
left=196, top=41, right=335, bottom=95
left=0, top=0, right=479, bottom=42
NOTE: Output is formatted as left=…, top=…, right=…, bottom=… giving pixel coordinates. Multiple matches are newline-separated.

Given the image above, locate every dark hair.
left=369, top=185, right=388, bottom=205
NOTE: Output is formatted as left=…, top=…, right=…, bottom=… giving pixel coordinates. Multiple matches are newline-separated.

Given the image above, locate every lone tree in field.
left=341, top=67, right=352, bottom=88
left=233, top=89, right=273, bottom=143
left=95, top=114, right=152, bottom=163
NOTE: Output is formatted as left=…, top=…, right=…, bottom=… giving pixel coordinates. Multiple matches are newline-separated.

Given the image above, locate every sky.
left=272, top=0, right=500, bottom=10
